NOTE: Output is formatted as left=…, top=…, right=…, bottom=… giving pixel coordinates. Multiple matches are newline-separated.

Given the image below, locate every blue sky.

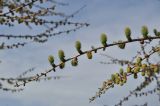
left=0, top=0, right=160, bottom=106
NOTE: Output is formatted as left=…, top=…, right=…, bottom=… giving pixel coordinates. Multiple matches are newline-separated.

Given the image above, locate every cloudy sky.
left=0, top=0, right=160, bottom=106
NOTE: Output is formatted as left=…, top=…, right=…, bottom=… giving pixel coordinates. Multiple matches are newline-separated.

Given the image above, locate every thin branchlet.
left=14, top=35, right=160, bottom=87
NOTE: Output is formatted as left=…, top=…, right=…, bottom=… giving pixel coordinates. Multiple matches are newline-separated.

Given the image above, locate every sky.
left=0, top=0, right=160, bottom=106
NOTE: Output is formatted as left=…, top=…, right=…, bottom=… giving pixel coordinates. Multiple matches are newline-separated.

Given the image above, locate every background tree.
left=0, top=0, right=88, bottom=49
left=0, top=0, right=89, bottom=91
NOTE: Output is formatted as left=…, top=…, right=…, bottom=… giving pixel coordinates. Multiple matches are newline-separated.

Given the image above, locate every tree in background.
left=0, top=0, right=89, bottom=49
left=0, top=0, right=88, bottom=91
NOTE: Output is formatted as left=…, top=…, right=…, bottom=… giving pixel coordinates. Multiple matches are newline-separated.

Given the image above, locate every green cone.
left=58, top=50, right=65, bottom=62
left=100, top=33, right=107, bottom=46
left=141, top=26, right=148, bottom=38
left=125, top=27, right=132, bottom=41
